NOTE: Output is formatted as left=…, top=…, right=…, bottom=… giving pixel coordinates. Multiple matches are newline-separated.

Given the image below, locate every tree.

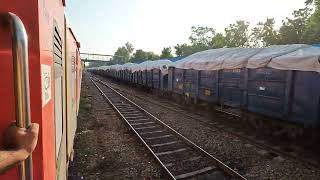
left=174, top=43, right=196, bottom=56
left=113, top=42, right=134, bottom=63
left=189, top=26, right=216, bottom=48
left=211, top=33, right=226, bottom=48
left=125, top=42, right=134, bottom=55
left=174, top=44, right=184, bottom=56
left=279, top=7, right=311, bottom=44
left=131, top=49, right=148, bottom=62
left=130, top=49, right=160, bottom=62
left=250, top=26, right=263, bottom=47
left=146, top=52, right=160, bottom=60
left=225, top=20, right=250, bottom=47
left=250, top=18, right=280, bottom=47
left=114, top=47, right=129, bottom=63
left=303, top=0, right=320, bottom=43
left=305, top=0, right=320, bottom=7
left=160, top=47, right=173, bottom=59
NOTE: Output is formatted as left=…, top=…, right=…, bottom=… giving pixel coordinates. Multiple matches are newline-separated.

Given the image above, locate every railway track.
left=92, top=74, right=320, bottom=170
left=89, top=75, right=245, bottom=180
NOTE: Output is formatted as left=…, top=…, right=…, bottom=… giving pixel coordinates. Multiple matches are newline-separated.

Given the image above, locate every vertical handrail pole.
left=0, top=12, right=33, bottom=180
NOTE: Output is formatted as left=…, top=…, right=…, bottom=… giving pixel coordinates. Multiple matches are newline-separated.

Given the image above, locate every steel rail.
left=89, top=76, right=176, bottom=179
left=90, top=75, right=246, bottom=180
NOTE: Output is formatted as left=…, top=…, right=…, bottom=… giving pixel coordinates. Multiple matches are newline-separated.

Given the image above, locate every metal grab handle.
left=0, top=12, right=33, bottom=180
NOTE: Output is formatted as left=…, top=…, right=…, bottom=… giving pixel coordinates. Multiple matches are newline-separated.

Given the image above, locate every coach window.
left=53, top=25, right=64, bottom=159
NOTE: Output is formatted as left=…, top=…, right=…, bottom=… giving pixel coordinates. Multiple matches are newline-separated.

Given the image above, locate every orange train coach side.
left=0, top=0, right=81, bottom=179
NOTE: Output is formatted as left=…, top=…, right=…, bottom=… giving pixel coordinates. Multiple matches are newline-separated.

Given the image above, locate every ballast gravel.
left=68, top=75, right=166, bottom=179
left=104, top=77, right=320, bottom=180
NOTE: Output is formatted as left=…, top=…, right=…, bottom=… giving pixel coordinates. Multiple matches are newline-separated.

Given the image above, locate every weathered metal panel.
left=161, top=74, right=169, bottom=91
left=142, top=70, right=148, bottom=87
left=291, top=71, right=320, bottom=127
left=247, top=68, right=288, bottom=119
left=152, top=69, right=161, bottom=89
left=183, top=69, right=198, bottom=98
left=168, top=67, right=174, bottom=91
left=198, top=70, right=218, bottom=103
left=218, top=68, right=246, bottom=107
left=138, top=71, right=143, bottom=85
left=147, top=70, right=153, bottom=88
left=172, top=68, right=184, bottom=95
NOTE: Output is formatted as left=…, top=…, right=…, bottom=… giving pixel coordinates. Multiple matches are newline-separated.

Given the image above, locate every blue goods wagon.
left=91, top=44, right=320, bottom=132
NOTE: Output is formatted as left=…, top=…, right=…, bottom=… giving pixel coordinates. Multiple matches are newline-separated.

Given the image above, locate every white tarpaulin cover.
left=170, top=44, right=320, bottom=72
left=269, top=46, right=320, bottom=72
left=218, top=48, right=262, bottom=69
left=145, top=59, right=172, bottom=74
left=91, top=44, right=320, bottom=73
left=173, top=48, right=231, bottom=70
left=172, top=48, right=263, bottom=70
left=128, top=59, right=172, bottom=74
left=247, top=44, right=309, bottom=68
left=131, top=60, right=150, bottom=72
left=119, top=63, right=136, bottom=71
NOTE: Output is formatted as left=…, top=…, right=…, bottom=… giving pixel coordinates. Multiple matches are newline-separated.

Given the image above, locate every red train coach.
left=0, top=0, right=81, bottom=179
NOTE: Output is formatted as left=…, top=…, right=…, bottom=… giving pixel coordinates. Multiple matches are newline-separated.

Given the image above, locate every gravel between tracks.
left=102, top=77, right=320, bottom=180
left=68, top=74, right=166, bottom=179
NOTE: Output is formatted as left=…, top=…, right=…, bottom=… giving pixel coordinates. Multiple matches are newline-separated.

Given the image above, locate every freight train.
left=90, top=44, right=320, bottom=140
left=0, top=0, right=82, bottom=179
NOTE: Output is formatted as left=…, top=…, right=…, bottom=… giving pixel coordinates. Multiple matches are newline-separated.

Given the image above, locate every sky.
left=65, top=0, right=307, bottom=55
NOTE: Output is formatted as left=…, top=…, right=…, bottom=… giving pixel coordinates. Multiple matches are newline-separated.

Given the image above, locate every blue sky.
left=65, top=0, right=306, bottom=55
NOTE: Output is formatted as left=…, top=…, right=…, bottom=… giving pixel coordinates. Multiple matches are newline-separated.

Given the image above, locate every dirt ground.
left=68, top=74, right=166, bottom=179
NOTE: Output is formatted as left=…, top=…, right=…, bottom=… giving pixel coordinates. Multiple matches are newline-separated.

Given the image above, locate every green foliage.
left=174, top=43, right=194, bottom=56
left=130, top=49, right=160, bottom=62
left=303, top=0, right=320, bottom=43
left=174, top=28, right=227, bottom=56
left=250, top=18, right=280, bottom=47
left=279, top=7, right=311, bottom=44
left=211, top=33, right=226, bottom=48
left=224, top=20, right=250, bottom=47
left=113, top=42, right=134, bottom=63
left=189, top=26, right=216, bottom=48
left=112, top=42, right=159, bottom=64
left=160, top=47, right=173, bottom=59
left=250, top=26, right=263, bottom=47
left=125, top=42, right=134, bottom=54
left=305, top=0, right=319, bottom=7
left=131, top=49, right=148, bottom=62
left=146, top=51, right=160, bottom=60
